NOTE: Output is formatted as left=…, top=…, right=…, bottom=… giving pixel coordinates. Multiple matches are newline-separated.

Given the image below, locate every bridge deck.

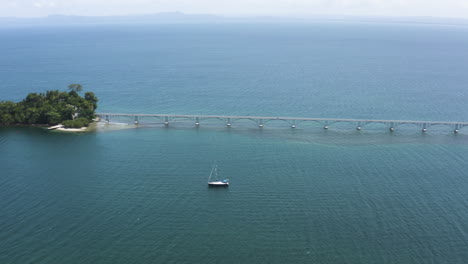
left=96, top=113, right=468, bottom=126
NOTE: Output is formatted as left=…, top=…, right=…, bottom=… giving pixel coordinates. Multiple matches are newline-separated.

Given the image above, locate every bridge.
left=95, top=113, right=468, bottom=133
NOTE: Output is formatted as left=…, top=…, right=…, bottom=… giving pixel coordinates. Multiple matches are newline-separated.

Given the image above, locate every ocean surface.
left=1, top=22, right=468, bottom=263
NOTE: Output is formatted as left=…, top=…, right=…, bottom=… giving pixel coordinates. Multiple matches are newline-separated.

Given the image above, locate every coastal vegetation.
left=0, top=84, right=98, bottom=128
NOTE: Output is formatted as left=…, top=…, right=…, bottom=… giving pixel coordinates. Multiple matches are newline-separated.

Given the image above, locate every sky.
left=2, top=0, right=468, bottom=18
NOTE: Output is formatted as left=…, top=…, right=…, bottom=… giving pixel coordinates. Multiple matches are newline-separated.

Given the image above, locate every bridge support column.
left=389, top=122, right=395, bottom=132
left=164, top=116, right=169, bottom=126
left=195, top=117, right=200, bottom=126
left=356, top=121, right=362, bottom=130
left=134, top=116, right=139, bottom=125
left=422, top=123, right=427, bottom=132
left=323, top=121, right=329, bottom=129
left=105, top=115, right=110, bottom=123
left=226, top=118, right=232, bottom=127
left=291, top=121, right=296, bottom=128
left=454, top=124, right=459, bottom=133
left=258, top=119, right=264, bottom=128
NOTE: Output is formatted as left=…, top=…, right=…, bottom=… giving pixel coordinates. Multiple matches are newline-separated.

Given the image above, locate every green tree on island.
left=0, top=84, right=98, bottom=128
left=68, top=84, right=83, bottom=92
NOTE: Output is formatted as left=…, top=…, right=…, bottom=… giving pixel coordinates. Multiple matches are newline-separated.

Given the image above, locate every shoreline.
left=55, top=126, right=88, bottom=132
left=0, top=122, right=96, bottom=132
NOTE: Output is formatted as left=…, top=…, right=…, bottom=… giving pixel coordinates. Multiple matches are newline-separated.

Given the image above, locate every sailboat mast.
left=208, top=165, right=218, bottom=181
left=208, top=166, right=214, bottom=181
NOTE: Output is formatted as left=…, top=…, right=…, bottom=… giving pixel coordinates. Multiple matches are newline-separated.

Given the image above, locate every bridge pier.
left=356, top=121, right=362, bottom=130
left=323, top=121, right=329, bottom=129
left=258, top=119, right=264, bottom=128
left=422, top=123, right=427, bottom=133
left=195, top=117, right=200, bottom=126
left=164, top=116, right=169, bottom=126
left=389, top=122, right=395, bottom=132
left=105, top=115, right=110, bottom=123
left=291, top=121, right=296, bottom=128
left=454, top=124, right=459, bottom=133
left=134, top=116, right=139, bottom=125
left=226, top=118, right=232, bottom=127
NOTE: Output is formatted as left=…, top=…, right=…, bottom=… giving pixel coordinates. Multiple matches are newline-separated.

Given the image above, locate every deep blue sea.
left=1, top=22, right=468, bottom=263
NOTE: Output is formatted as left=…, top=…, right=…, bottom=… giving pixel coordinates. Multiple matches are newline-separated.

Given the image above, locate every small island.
left=0, top=84, right=98, bottom=131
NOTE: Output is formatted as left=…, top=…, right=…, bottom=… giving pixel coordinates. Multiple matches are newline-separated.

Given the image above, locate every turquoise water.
left=1, top=22, right=468, bottom=263
left=1, top=23, right=468, bottom=120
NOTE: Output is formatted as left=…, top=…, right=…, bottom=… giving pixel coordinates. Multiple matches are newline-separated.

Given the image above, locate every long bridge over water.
left=96, top=113, right=468, bottom=133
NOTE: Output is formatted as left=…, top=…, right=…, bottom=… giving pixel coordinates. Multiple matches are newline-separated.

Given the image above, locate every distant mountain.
left=1, top=12, right=468, bottom=27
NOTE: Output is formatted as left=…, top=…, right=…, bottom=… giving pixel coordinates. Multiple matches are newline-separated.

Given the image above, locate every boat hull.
left=208, top=181, right=229, bottom=186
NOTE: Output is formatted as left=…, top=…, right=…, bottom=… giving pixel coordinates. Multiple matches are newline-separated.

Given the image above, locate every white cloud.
left=33, top=1, right=56, bottom=8
left=1, top=0, right=468, bottom=18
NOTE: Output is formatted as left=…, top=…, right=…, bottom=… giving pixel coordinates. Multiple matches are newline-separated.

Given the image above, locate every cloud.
left=33, top=1, right=56, bottom=8
left=1, top=0, right=468, bottom=18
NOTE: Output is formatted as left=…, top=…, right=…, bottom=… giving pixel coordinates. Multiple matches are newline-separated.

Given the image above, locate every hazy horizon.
left=2, top=12, right=468, bottom=28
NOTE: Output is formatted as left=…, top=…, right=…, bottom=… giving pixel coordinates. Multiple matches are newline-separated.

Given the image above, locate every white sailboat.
left=208, top=165, right=229, bottom=186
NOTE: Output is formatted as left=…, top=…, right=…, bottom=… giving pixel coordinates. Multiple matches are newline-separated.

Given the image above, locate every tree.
left=68, top=84, right=83, bottom=93
left=62, top=117, right=90, bottom=128
left=0, top=113, right=14, bottom=124
left=46, top=111, right=61, bottom=125
left=84, top=92, right=98, bottom=110
left=25, top=108, right=40, bottom=124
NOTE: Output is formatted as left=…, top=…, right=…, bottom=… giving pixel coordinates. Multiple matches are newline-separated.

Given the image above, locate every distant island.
left=0, top=84, right=98, bottom=130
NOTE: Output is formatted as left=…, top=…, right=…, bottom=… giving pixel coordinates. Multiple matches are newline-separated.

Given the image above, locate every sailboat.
left=208, top=165, right=229, bottom=186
